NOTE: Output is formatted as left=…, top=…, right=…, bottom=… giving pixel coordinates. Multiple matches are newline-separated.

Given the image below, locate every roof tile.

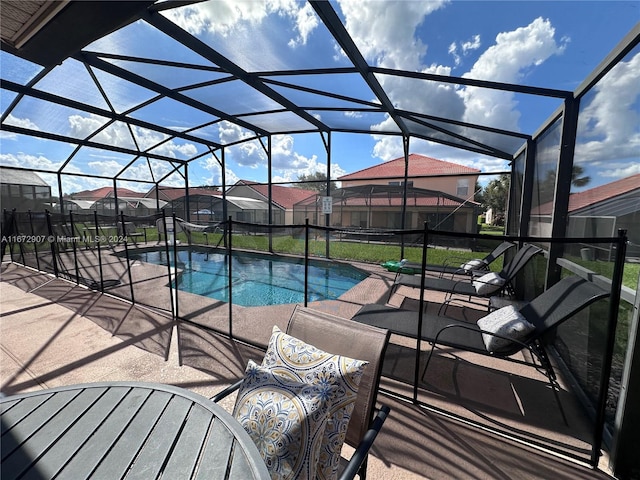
left=338, top=153, right=480, bottom=180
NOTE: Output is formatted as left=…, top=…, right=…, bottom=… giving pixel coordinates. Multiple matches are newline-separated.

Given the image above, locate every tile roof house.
left=532, top=173, right=640, bottom=216
left=339, top=153, right=480, bottom=201
left=227, top=180, right=316, bottom=224
left=65, top=186, right=165, bottom=216
left=531, top=173, right=640, bottom=255
left=0, top=167, right=52, bottom=212
left=145, top=186, right=221, bottom=202
left=70, top=186, right=140, bottom=201
left=296, top=154, right=483, bottom=236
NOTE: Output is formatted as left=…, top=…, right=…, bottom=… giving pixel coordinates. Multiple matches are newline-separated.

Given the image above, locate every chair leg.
left=358, top=457, right=368, bottom=480
left=387, top=282, right=398, bottom=303
left=531, top=343, right=569, bottom=426
left=419, top=342, right=438, bottom=385
left=438, top=292, right=453, bottom=315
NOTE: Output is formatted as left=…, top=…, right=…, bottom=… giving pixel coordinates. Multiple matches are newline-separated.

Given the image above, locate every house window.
left=351, top=211, right=367, bottom=228
left=457, top=179, right=469, bottom=197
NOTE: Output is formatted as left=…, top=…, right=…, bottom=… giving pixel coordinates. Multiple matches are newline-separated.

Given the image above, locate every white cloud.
left=464, top=18, right=566, bottom=82
left=2, top=115, right=40, bottom=140
left=449, top=42, right=461, bottom=67
left=371, top=136, right=509, bottom=173
left=344, top=111, right=363, bottom=119
left=339, top=2, right=564, bottom=161
left=361, top=14, right=567, bottom=163
left=270, top=134, right=347, bottom=181
left=338, top=0, right=447, bottom=70
left=371, top=135, right=403, bottom=162
left=574, top=51, right=640, bottom=169
left=86, top=159, right=125, bottom=178
left=289, top=2, right=319, bottom=47
left=0, top=152, right=63, bottom=171
left=599, top=163, right=640, bottom=179
left=218, top=121, right=266, bottom=167
left=203, top=128, right=346, bottom=184
left=449, top=35, right=481, bottom=67
left=460, top=18, right=568, bottom=132
left=166, top=1, right=268, bottom=37
left=68, top=114, right=199, bottom=159
left=462, top=35, right=481, bottom=54
left=165, top=0, right=317, bottom=49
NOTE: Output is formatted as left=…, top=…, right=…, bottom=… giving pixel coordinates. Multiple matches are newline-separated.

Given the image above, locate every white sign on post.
left=321, top=196, right=333, bottom=214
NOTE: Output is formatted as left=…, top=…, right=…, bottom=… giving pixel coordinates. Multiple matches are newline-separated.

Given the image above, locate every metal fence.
left=0, top=209, right=631, bottom=468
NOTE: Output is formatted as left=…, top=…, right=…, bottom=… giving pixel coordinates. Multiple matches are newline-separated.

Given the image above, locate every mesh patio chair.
left=117, top=221, right=145, bottom=244
left=388, top=243, right=542, bottom=311
left=212, top=306, right=391, bottom=480
left=353, top=275, right=610, bottom=424
left=394, top=240, right=515, bottom=279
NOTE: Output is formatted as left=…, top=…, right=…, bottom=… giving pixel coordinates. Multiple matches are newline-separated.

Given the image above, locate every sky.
left=1, top=0, right=639, bottom=196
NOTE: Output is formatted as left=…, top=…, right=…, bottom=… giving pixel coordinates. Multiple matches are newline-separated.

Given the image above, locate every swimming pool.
left=129, top=249, right=368, bottom=307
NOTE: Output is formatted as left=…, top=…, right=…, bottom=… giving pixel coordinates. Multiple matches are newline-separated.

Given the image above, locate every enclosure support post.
left=325, top=132, right=331, bottom=259
left=112, top=177, right=119, bottom=219
left=160, top=212, right=177, bottom=321
left=413, top=222, right=429, bottom=402
left=159, top=211, right=180, bottom=365
left=171, top=212, right=180, bottom=321
left=120, top=212, right=135, bottom=304
left=591, top=229, right=627, bottom=467
left=547, top=96, right=580, bottom=288
left=28, top=210, right=40, bottom=272
left=69, top=211, right=79, bottom=285
left=610, top=260, right=640, bottom=478
left=46, top=211, right=58, bottom=278
left=518, top=139, right=536, bottom=239
left=184, top=166, right=190, bottom=223
left=227, top=216, right=234, bottom=338
left=267, top=136, right=273, bottom=253
left=93, top=210, right=104, bottom=292
left=400, top=136, right=410, bottom=259
left=304, top=218, right=309, bottom=308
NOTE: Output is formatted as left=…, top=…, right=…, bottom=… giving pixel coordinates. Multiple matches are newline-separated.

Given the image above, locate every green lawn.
left=182, top=231, right=638, bottom=290
left=8, top=227, right=637, bottom=290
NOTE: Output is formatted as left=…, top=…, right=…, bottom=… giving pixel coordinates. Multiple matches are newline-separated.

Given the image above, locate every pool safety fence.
left=0, top=209, right=630, bottom=468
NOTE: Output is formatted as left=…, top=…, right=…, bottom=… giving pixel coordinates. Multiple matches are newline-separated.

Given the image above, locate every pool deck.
left=0, top=259, right=615, bottom=480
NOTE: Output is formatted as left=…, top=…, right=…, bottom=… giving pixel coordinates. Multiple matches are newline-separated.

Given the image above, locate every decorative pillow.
left=473, top=272, right=506, bottom=295
left=460, top=258, right=488, bottom=272
left=233, top=360, right=333, bottom=480
left=476, top=305, right=535, bottom=353
left=262, top=326, right=368, bottom=480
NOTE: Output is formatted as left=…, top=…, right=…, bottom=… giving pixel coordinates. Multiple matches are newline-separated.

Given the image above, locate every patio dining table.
left=0, top=381, right=270, bottom=480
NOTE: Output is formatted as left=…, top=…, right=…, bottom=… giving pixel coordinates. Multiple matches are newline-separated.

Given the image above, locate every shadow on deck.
left=0, top=261, right=614, bottom=479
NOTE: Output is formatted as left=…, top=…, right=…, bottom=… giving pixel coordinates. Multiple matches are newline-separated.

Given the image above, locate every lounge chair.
left=212, top=306, right=391, bottom=480
left=388, top=243, right=542, bottom=310
left=353, top=275, right=610, bottom=423
left=118, top=221, right=146, bottom=244
left=393, top=240, right=515, bottom=279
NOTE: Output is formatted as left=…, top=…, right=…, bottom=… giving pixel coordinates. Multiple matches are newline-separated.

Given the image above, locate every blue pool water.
left=130, top=249, right=368, bottom=307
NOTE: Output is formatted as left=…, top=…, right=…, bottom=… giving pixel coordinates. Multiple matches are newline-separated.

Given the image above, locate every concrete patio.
left=1, top=261, right=616, bottom=479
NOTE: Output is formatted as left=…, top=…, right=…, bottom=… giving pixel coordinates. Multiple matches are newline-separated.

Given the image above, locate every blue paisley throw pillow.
left=233, top=360, right=334, bottom=480
left=261, top=326, right=368, bottom=480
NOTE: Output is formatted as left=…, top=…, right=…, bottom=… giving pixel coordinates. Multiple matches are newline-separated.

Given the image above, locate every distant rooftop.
left=0, top=168, right=48, bottom=187
left=234, top=180, right=317, bottom=209
left=338, top=154, right=480, bottom=181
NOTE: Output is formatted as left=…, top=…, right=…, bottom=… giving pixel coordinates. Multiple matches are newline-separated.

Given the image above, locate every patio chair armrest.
left=338, top=404, right=391, bottom=480
left=210, top=379, right=244, bottom=403
left=441, top=254, right=475, bottom=268
left=433, top=323, right=532, bottom=355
